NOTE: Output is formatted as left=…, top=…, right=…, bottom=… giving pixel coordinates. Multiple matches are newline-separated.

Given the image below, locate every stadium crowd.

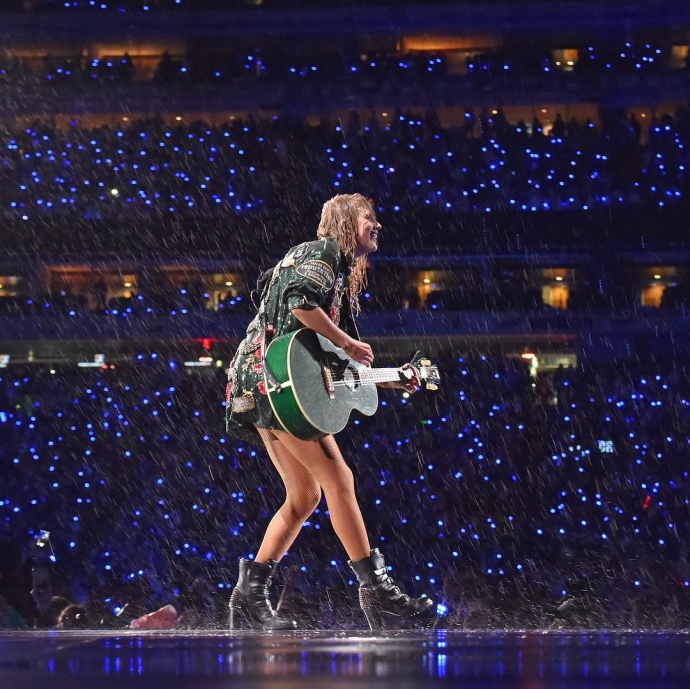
left=0, top=349, right=689, bottom=630
left=1, top=41, right=688, bottom=96
left=1, top=106, right=689, bottom=226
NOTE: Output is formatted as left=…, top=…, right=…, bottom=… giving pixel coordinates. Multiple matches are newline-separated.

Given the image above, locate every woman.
left=225, top=193, right=435, bottom=631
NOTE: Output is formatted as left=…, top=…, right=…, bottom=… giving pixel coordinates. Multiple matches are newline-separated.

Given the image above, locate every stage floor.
left=1, top=629, right=690, bottom=688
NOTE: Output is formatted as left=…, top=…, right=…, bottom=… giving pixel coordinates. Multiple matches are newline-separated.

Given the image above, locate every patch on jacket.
left=296, top=260, right=335, bottom=290
left=293, top=243, right=309, bottom=261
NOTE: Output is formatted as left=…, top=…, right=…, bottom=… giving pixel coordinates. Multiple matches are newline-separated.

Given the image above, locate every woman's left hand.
left=378, top=363, right=420, bottom=393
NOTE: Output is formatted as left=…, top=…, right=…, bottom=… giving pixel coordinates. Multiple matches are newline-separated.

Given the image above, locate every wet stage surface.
left=1, top=629, right=690, bottom=688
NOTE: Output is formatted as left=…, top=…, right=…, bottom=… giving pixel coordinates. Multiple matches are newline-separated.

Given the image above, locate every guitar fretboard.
left=350, top=367, right=434, bottom=385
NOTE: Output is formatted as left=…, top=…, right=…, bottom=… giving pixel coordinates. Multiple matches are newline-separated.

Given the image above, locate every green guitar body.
left=264, top=328, right=378, bottom=440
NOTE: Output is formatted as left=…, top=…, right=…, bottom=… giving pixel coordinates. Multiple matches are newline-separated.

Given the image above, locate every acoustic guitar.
left=264, top=328, right=440, bottom=440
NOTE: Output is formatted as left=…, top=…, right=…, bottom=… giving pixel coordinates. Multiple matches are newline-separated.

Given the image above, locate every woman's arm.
left=291, top=306, right=374, bottom=366
left=291, top=306, right=416, bottom=391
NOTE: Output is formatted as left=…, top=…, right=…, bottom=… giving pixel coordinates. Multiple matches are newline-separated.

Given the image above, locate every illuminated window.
left=670, top=45, right=689, bottom=69
left=552, top=48, right=579, bottom=71
left=641, top=284, right=665, bottom=308
left=543, top=285, right=570, bottom=309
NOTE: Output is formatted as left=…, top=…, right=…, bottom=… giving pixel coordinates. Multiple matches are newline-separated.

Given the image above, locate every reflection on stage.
left=2, top=629, right=690, bottom=688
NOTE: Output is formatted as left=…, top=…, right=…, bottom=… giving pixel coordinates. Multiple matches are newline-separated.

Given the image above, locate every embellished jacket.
left=225, top=237, right=358, bottom=443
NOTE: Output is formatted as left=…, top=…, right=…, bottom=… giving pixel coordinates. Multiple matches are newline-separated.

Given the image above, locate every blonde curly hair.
left=316, top=193, right=375, bottom=315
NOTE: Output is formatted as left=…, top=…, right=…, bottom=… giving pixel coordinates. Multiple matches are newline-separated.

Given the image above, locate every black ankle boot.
left=348, top=549, right=437, bottom=631
left=228, top=558, right=297, bottom=631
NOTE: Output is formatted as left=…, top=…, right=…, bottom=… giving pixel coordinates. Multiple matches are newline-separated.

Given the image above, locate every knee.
left=284, top=486, right=322, bottom=522
left=322, top=464, right=356, bottom=497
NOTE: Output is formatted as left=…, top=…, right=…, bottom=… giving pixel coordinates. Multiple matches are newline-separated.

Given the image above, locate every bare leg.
left=255, top=428, right=322, bottom=562
left=255, top=428, right=371, bottom=562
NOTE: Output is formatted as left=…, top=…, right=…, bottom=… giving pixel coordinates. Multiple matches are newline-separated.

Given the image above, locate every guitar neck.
left=358, top=367, right=431, bottom=385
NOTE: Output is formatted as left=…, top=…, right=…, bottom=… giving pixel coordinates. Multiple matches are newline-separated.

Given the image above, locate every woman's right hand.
left=342, top=336, right=374, bottom=366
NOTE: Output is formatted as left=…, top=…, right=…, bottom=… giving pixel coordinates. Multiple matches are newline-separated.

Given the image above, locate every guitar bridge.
left=321, top=361, right=335, bottom=400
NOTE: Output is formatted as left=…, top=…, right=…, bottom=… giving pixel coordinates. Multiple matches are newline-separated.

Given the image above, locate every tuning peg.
left=420, top=358, right=431, bottom=366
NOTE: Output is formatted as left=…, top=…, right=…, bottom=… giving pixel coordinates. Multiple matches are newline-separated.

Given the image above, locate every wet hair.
left=316, top=193, right=375, bottom=315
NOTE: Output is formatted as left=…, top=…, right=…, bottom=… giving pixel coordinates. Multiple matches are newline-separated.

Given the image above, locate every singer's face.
left=353, top=204, right=380, bottom=258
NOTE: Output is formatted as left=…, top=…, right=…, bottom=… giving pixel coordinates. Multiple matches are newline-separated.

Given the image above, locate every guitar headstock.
left=410, top=353, right=441, bottom=391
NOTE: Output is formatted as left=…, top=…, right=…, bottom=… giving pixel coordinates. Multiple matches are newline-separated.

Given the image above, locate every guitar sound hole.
left=342, top=366, right=358, bottom=392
